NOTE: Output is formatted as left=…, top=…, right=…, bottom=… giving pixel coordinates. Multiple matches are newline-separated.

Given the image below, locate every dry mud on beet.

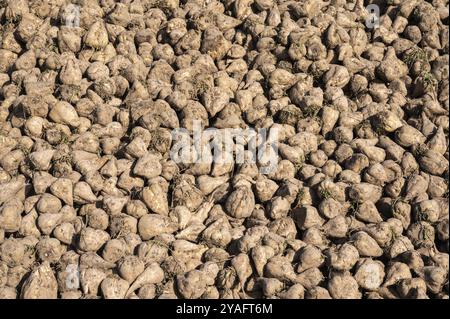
left=0, top=0, right=449, bottom=299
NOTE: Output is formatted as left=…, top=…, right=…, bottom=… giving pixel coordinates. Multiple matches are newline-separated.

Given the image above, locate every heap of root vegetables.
left=0, top=0, right=448, bottom=299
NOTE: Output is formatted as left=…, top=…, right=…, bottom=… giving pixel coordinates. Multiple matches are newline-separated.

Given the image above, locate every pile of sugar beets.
left=0, top=0, right=448, bottom=299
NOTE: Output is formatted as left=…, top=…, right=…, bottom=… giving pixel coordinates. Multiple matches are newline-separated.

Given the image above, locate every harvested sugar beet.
left=0, top=0, right=448, bottom=299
